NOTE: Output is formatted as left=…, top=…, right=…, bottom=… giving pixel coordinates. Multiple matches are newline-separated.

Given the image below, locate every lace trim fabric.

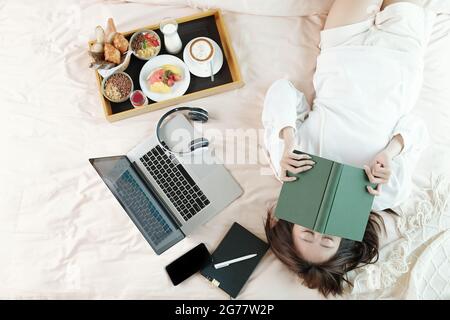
left=346, top=173, right=450, bottom=299
left=408, top=230, right=450, bottom=299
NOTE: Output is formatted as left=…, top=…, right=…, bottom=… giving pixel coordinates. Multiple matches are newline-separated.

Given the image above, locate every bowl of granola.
left=101, top=72, right=134, bottom=103
left=129, top=30, right=161, bottom=60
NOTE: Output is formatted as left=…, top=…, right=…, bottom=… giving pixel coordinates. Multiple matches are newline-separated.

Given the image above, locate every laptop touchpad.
left=180, top=151, right=218, bottom=181
left=186, top=162, right=210, bottom=180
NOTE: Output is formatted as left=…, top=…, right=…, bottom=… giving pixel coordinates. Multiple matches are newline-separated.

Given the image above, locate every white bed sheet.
left=0, top=0, right=449, bottom=299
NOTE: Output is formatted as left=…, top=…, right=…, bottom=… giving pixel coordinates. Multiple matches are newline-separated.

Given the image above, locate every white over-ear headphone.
left=156, top=106, right=210, bottom=156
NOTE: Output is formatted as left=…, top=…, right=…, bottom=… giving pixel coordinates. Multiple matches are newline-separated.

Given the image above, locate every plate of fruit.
left=139, top=55, right=191, bottom=102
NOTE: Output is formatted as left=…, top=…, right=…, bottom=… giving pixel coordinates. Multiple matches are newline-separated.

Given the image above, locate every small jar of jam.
left=130, top=90, right=148, bottom=108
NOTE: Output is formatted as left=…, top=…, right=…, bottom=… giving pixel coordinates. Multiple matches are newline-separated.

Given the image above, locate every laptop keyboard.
left=115, top=170, right=172, bottom=245
left=139, top=144, right=211, bottom=222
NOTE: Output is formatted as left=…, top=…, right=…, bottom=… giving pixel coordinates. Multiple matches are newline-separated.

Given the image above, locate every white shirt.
left=262, top=46, right=429, bottom=211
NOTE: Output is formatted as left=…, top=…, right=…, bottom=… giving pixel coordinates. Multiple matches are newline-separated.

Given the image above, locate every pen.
left=214, top=254, right=257, bottom=269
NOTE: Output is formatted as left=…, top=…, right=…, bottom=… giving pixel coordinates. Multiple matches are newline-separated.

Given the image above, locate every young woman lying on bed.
left=262, top=0, right=435, bottom=297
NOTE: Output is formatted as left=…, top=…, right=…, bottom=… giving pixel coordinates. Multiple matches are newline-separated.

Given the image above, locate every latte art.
left=190, top=38, right=214, bottom=62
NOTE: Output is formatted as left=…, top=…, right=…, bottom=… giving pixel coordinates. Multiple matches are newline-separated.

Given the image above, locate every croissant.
left=113, top=33, right=128, bottom=54
left=104, top=43, right=121, bottom=64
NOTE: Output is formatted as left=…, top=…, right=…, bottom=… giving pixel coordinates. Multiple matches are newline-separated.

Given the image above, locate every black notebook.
left=200, top=222, right=269, bottom=298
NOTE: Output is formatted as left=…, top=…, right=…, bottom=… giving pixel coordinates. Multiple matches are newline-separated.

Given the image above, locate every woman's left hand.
left=364, top=151, right=392, bottom=196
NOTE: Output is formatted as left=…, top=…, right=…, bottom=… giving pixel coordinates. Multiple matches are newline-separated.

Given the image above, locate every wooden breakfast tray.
left=91, top=10, right=244, bottom=122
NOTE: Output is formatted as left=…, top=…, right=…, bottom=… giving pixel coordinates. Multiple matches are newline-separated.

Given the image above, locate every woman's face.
left=292, top=224, right=341, bottom=264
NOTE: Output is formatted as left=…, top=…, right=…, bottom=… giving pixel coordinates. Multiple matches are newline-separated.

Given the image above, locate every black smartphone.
left=165, top=243, right=211, bottom=286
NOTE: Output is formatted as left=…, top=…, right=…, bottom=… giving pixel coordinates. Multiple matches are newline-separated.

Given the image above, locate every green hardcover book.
left=275, top=151, right=375, bottom=241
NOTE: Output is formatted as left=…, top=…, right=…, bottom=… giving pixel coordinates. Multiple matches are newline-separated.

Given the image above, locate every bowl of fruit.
left=129, top=30, right=161, bottom=60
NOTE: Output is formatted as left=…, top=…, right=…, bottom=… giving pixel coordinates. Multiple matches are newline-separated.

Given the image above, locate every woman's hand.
left=279, top=127, right=314, bottom=182
left=364, top=151, right=392, bottom=196
left=364, top=134, right=404, bottom=196
left=280, top=150, right=315, bottom=182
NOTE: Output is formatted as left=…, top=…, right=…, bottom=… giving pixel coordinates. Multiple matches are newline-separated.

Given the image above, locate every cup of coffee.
left=188, top=37, right=215, bottom=65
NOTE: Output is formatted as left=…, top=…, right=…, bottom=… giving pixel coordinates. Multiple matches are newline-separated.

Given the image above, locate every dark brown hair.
left=265, top=208, right=396, bottom=297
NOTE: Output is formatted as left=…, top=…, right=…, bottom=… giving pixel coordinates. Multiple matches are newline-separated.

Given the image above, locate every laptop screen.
left=89, top=156, right=184, bottom=254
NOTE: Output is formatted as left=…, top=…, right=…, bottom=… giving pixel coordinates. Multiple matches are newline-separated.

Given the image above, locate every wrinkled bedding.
left=0, top=0, right=449, bottom=299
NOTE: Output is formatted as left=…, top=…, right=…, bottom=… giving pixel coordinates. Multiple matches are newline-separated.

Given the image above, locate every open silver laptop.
left=90, top=114, right=243, bottom=255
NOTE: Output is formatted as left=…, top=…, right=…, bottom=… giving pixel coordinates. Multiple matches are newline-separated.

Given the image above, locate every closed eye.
left=320, top=236, right=335, bottom=249
left=300, top=231, right=336, bottom=249
left=300, top=230, right=315, bottom=242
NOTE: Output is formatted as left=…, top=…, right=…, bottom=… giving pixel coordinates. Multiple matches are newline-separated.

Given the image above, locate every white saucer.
left=183, top=39, right=224, bottom=78
left=139, top=55, right=191, bottom=102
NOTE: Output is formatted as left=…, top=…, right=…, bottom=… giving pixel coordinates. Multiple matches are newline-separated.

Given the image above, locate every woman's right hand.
left=279, top=149, right=315, bottom=182
left=279, top=126, right=315, bottom=182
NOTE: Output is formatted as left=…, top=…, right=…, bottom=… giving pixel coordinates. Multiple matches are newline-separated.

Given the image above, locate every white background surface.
left=0, top=0, right=449, bottom=299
